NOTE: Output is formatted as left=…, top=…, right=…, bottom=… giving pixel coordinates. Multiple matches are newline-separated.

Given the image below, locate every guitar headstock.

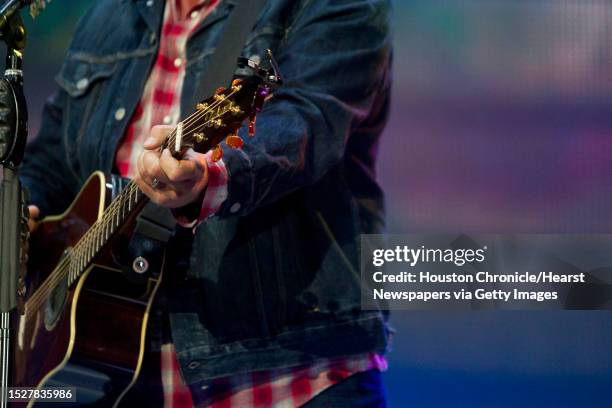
left=29, top=0, right=52, bottom=19
left=163, top=50, right=282, bottom=162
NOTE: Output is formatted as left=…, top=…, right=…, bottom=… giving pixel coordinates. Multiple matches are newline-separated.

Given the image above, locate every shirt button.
left=173, top=58, right=183, bottom=68
left=146, top=0, right=154, bottom=6
left=76, top=78, right=89, bottom=91
left=188, top=361, right=200, bottom=370
left=115, top=108, right=126, bottom=121
left=190, top=10, right=199, bottom=19
left=163, top=115, right=172, bottom=125
left=230, top=202, right=241, bottom=213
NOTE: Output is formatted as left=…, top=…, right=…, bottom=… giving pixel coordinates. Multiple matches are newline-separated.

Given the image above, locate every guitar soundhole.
left=44, top=250, right=71, bottom=331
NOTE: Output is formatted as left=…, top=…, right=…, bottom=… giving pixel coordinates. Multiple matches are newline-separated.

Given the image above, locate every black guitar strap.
left=189, top=0, right=268, bottom=105
left=122, top=0, right=268, bottom=281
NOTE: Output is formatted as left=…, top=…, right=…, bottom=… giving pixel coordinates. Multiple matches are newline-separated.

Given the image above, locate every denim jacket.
left=21, top=0, right=392, bottom=383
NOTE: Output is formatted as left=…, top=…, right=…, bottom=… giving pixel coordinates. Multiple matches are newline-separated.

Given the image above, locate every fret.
left=89, top=232, right=94, bottom=260
left=90, top=227, right=95, bottom=254
left=118, top=198, right=123, bottom=222
left=83, top=240, right=88, bottom=268
left=83, top=238, right=88, bottom=267
left=78, top=244, right=82, bottom=272
left=96, top=222, right=103, bottom=251
left=68, top=255, right=74, bottom=282
left=73, top=253, right=78, bottom=280
left=89, top=231, right=94, bottom=260
left=86, top=235, right=92, bottom=264
left=73, top=254, right=77, bottom=280
left=122, top=195, right=127, bottom=220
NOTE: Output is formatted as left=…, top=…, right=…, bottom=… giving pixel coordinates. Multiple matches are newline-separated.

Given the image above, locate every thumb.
left=144, top=125, right=174, bottom=150
left=28, top=205, right=40, bottom=219
left=28, top=205, right=40, bottom=233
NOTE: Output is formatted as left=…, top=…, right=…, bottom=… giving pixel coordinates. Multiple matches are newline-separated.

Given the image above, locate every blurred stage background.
left=12, top=1, right=612, bottom=406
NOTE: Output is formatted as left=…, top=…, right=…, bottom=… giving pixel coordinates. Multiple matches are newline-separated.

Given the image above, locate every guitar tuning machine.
left=225, top=133, right=243, bottom=149
left=211, top=145, right=223, bottom=162
left=193, top=132, right=207, bottom=143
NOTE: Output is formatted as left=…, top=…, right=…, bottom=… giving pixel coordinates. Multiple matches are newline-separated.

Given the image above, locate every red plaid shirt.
left=116, top=1, right=387, bottom=406
left=115, top=0, right=227, bottom=226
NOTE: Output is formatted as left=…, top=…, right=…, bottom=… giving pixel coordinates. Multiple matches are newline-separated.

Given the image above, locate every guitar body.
left=11, top=172, right=162, bottom=407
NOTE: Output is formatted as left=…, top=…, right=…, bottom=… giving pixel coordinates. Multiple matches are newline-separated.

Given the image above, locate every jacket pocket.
left=55, top=56, right=118, bottom=180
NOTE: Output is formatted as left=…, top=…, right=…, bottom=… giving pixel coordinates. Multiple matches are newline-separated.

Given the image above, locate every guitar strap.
left=122, top=0, right=268, bottom=282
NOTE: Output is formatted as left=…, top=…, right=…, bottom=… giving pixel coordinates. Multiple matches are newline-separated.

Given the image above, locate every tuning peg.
left=193, top=132, right=206, bottom=143
left=248, top=116, right=257, bottom=137
left=211, top=145, right=223, bottom=162
left=225, top=134, right=244, bottom=149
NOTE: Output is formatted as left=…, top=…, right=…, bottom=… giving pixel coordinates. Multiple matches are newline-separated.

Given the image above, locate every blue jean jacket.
left=21, top=0, right=392, bottom=383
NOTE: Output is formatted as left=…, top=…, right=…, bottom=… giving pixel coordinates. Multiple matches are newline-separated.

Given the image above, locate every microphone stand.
left=0, top=3, right=29, bottom=407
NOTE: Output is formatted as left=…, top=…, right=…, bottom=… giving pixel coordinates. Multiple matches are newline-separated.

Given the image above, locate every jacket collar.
left=133, top=0, right=236, bottom=36
left=134, top=0, right=166, bottom=34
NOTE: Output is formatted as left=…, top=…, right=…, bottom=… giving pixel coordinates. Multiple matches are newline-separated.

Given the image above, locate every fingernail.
left=144, top=137, right=154, bottom=146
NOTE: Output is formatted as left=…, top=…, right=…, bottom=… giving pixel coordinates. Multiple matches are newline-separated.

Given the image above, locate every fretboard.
left=67, top=181, right=147, bottom=285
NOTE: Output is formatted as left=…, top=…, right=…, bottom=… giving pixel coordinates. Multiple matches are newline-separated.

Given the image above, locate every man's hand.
left=134, top=125, right=209, bottom=208
left=28, top=205, right=40, bottom=232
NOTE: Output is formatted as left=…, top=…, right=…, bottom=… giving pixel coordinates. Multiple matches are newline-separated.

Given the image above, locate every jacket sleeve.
left=20, top=90, right=80, bottom=217
left=215, top=0, right=392, bottom=217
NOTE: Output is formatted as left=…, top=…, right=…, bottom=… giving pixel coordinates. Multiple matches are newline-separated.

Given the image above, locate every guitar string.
left=24, top=88, right=243, bottom=314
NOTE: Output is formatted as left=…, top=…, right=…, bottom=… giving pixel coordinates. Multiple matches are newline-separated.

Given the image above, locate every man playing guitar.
left=21, top=0, right=392, bottom=406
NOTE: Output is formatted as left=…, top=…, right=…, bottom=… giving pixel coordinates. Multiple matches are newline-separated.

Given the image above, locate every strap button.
left=132, top=256, right=149, bottom=274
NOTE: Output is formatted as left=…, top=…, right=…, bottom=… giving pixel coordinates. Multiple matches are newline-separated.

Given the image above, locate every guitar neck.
left=67, top=181, right=148, bottom=285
